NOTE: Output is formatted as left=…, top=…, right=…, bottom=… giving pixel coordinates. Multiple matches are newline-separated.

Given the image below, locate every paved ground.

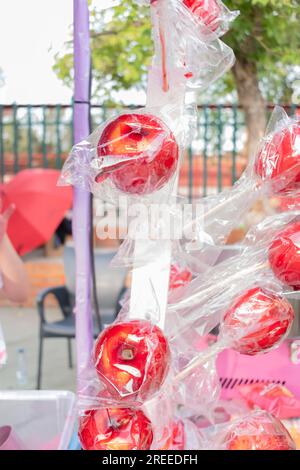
left=0, top=306, right=76, bottom=391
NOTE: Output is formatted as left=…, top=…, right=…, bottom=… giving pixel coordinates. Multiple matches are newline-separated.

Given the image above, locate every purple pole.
left=73, top=0, right=93, bottom=385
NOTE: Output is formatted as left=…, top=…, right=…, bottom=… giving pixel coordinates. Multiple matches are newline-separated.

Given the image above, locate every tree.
left=224, top=0, right=300, bottom=157
left=54, top=0, right=300, bottom=156
left=54, top=1, right=152, bottom=105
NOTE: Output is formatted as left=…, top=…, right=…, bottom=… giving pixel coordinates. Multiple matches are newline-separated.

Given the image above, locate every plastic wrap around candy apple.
left=93, top=320, right=170, bottom=401
left=224, top=411, right=295, bottom=451
left=159, top=419, right=186, bottom=450
left=169, top=264, right=193, bottom=291
left=183, top=0, right=221, bottom=31
left=238, top=383, right=300, bottom=420
left=221, top=287, right=294, bottom=355
left=269, top=222, right=300, bottom=290
left=255, top=123, right=300, bottom=194
left=96, top=113, right=179, bottom=195
left=78, top=407, right=153, bottom=450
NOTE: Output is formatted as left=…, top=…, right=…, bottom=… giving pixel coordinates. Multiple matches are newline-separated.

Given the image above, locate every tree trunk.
left=232, top=57, right=267, bottom=160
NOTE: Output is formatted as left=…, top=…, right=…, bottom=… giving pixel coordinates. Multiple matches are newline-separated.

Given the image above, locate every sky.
left=0, top=0, right=124, bottom=104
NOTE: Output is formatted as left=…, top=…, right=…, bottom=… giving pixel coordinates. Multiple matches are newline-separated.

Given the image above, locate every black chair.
left=36, top=245, right=127, bottom=389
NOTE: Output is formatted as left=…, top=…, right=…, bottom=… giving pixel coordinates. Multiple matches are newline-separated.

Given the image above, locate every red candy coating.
left=94, top=320, right=170, bottom=401
left=225, top=412, right=295, bottom=451
left=183, top=0, right=222, bottom=31
left=221, top=287, right=294, bottom=355
left=78, top=407, right=153, bottom=450
left=269, top=222, right=300, bottom=290
left=255, top=124, right=300, bottom=193
left=169, top=264, right=192, bottom=291
left=96, top=113, right=179, bottom=195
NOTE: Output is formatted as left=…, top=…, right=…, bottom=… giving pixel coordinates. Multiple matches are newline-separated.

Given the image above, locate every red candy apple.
left=183, top=0, right=222, bottom=31
left=169, top=264, right=192, bottom=291
left=221, top=287, right=294, bottom=355
left=78, top=407, right=153, bottom=450
left=94, top=320, right=170, bottom=401
left=255, top=124, right=300, bottom=193
left=269, top=222, right=300, bottom=290
left=225, top=411, right=295, bottom=451
left=96, top=113, right=179, bottom=195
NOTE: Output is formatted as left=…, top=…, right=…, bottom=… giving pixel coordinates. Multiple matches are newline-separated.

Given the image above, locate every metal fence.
left=1, top=103, right=299, bottom=198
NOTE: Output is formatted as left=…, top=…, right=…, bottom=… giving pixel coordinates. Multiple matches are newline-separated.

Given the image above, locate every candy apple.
left=183, top=0, right=222, bottom=31
left=94, top=320, right=170, bottom=401
left=78, top=407, right=153, bottom=450
left=268, top=222, right=300, bottom=290
left=96, top=113, right=179, bottom=195
left=221, top=287, right=294, bottom=355
left=255, top=124, right=300, bottom=194
left=169, top=264, right=192, bottom=291
left=225, top=412, right=295, bottom=451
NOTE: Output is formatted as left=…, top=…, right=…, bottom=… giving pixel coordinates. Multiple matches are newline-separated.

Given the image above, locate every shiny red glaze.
left=94, top=320, right=170, bottom=401
left=78, top=407, right=153, bottom=450
left=222, top=287, right=294, bottom=355
left=269, top=222, right=300, bottom=290
left=255, top=124, right=300, bottom=193
left=183, top=0, right=221, bottom=31
left=169, top=264, right=192, bottom=291
left=96, top=113, right=179, bottom=195
left=226, top=413, right=295, bottom=451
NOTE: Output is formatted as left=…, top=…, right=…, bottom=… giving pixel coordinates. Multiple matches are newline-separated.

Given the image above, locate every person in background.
left=0, top=202, right=29, bottom=303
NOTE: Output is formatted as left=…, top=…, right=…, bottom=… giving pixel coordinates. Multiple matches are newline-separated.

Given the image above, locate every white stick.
left=168, top=261, right=268, bottom=312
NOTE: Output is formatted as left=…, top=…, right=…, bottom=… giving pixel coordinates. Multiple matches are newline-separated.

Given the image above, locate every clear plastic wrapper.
left=93, top=318, right=170, bottom=402
left=219, top=286, right=294, bottom=356
left=149, top=0, right=235, bottom=92
left=169, top=262, right=193, bottom=291
left=157, top=418, right=186, bottom=450
left=59, top=107, right=181, bottom=204
left=180, top=0, right=238, bottom=37
left=238, top=383, right=300, bottom=420
left=171, top=285, right=294, bottom=415
left=78, top=406, right=154, bottom=450
left=164, top=213, right=300, bottom=414
left=77, top=317, right=171, bottom=413
left=138, top=0, right=238, bottom=38
left=167, top=210, right=300, bottom=331
left=219, top=410, right=296, bottom=450
left=186, top=106, right=300, bottom=250
left=268, top=221, right=300, bottom=290
left=111, top=107, right=300, bottom=270
left=60, top=0, right=236, bottom=204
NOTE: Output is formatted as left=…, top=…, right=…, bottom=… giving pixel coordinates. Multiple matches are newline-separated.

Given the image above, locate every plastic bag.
left=59, top=107, right=182, bottom=204
left=150, top=0, right=235, bottom=92
left=138, top=0, right=238, bottom=38
left=238, top=383, right=300, bottom=420
left=164, top=213, right=300, bottom=409
left=186, top=106, right=300, bottom=250
left=110, top=107, right=300, bottom=270
left=167, top=210, right=300, bottom=327
left=180, top=0, right=238, bottom=37
left=78, top=406, right=154, bottom=450
left=220, top=410, right=296, bottom=450
left=77, top=317, right=171, bottom=413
